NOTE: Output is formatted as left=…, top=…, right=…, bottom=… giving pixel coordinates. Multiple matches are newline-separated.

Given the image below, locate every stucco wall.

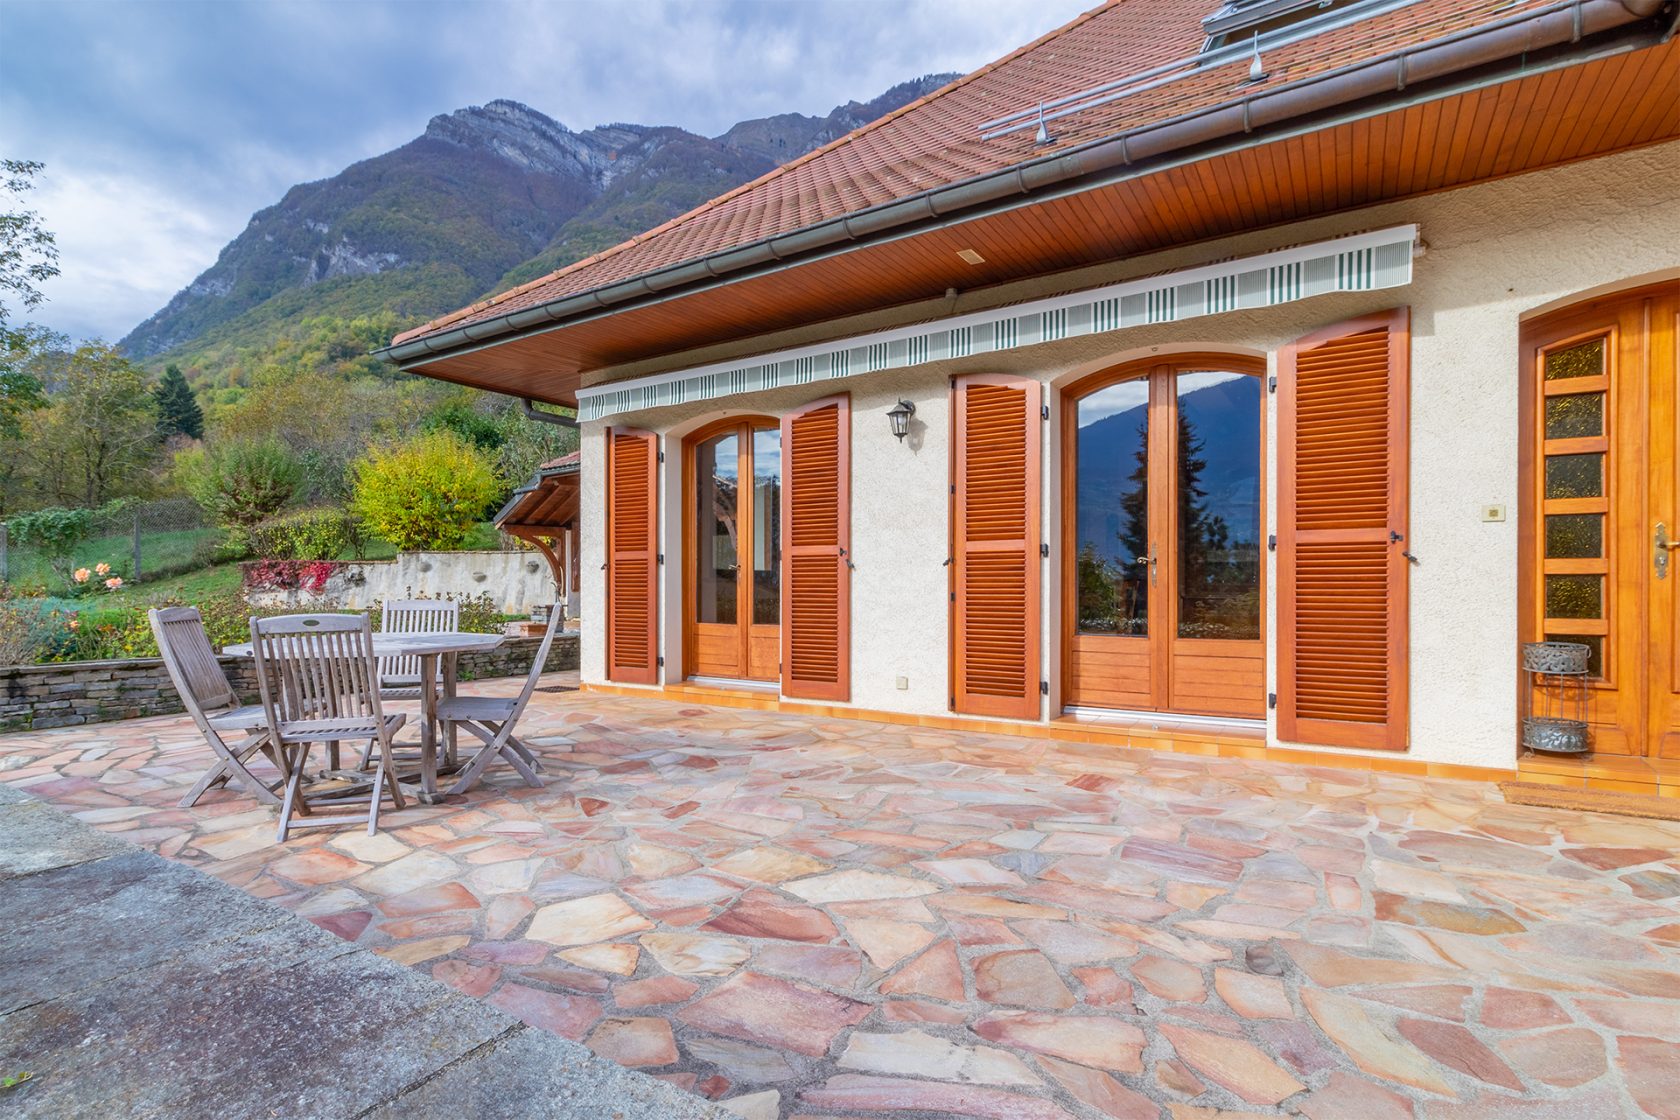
left=579, top=140, right=1680, bottom=770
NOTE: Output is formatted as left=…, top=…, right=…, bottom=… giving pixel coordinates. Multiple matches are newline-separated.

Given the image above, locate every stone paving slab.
left=0, top=786, right=723, bottom=1120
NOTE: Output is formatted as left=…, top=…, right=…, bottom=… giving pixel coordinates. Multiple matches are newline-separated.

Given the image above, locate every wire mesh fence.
left=0, top=498, right=221, bottom=591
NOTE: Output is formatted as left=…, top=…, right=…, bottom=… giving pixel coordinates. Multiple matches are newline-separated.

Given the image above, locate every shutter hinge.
left=657, top=656, right=665, bottom=667
left=657, top=450, right=665, bottom=463
left=950, top=484, right=956, bottom=495
left=950, top=592, right=956, bottom=602
left=1267, top=534, right=1277, bottom=551
left=657, top=553, right=664, bottom=565
left=1040, top=680, right=1049, bottom=695
left=1268, top=692, right=1278, bottom=709
left=1040, top=543, right=1050, bottom=558
left=950, top=694, right=957, bottom=708
left=1041, top=405, right=1050, bottom=421
left=1268, top=376, right=1277, bottom=393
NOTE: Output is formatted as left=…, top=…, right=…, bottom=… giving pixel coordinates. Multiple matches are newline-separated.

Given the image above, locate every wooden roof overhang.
left=392, top=13, right=1680, bottom=406
left=494, top=457, right=578, bottom=584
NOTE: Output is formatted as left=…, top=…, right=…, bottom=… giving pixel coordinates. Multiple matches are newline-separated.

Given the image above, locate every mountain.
left=121, top=75, right=957, bottom=372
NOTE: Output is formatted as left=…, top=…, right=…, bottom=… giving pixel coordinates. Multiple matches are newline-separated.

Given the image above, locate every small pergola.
left=494, top=452, right=579, bottom=614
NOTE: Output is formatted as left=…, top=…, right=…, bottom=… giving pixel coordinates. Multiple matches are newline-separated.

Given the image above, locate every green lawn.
left=2, top=527, right=220, bottom=589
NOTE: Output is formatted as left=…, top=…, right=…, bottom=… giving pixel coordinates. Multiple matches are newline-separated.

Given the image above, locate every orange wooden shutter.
left=953, top=374, right=1042, bottom=720
left=780, top=395, right=850, bottom=701
left=606, top=427, right=659, bottom=684
left=1278, top=308, right=1409, bottom=750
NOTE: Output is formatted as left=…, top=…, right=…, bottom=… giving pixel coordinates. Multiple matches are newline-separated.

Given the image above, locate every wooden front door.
left=1521, top=281, right=1680, bottom=758
left=1062, top=357, right=1266, bottom=719
left=686, top=419, right=781, bottom=682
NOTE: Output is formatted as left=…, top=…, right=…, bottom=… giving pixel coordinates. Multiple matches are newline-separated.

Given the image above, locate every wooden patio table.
left=224, top=630, right=504, bottom=802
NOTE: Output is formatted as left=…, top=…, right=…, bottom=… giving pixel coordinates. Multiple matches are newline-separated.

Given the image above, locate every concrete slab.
left=0, top=790, right=721, bottom=1120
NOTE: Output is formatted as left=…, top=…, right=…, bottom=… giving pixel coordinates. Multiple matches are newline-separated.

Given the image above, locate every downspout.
left=382, top=0, right=1674, bottom=371
left=521, top=399, right=578, bottom=428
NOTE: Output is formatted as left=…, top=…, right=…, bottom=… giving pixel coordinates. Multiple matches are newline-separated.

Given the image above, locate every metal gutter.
left=383, top=0, right=1673, bottom=372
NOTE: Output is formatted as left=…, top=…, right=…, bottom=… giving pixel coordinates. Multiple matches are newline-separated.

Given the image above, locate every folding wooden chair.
left=250, top=613, right=407, bottom=842
left=149, top=606, right=282, bottom=809
left=377, top=599, right=459, bottom=701
left=436, top=609, right=563, bottom=796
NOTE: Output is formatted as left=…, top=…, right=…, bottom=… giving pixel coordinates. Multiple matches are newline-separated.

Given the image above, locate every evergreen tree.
left=154, top=364, right=204, bottom=440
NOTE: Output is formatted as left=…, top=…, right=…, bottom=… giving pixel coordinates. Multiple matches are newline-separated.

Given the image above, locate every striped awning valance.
left=576, top=225, right=1417, bottom=423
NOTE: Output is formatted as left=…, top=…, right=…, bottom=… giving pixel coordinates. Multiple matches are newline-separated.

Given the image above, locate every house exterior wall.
left=579, top=140, right=1680, bottom=771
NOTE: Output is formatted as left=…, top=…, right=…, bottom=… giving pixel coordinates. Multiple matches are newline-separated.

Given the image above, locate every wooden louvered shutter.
left=606, top=427, right=659, bottom=684
left=780, top=395, right=850, bottom=701
left=1278, top=308, right=1409, bottom=750
left=953, top=375, right=1042, bottom=720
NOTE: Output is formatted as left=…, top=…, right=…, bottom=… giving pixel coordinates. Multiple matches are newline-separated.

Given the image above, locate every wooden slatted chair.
left=149, top=606, right=283, bottom=808
left=435, top=609, right=562, bottom=796
left=377, top=599, right=459, bottom=700
left=250, top=613, right=407, bottom=841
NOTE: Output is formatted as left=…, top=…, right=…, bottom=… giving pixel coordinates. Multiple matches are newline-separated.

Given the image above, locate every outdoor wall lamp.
left=887, top=399, right=916, bottom=441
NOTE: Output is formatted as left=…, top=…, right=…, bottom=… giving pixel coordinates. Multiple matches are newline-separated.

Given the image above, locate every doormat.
left=537, top=684, right=580, bottom=694
left=1499, top=781, right=1680, bottom=821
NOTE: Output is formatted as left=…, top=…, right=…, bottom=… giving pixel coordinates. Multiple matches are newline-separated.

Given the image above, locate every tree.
left=0, top=160, right=59, bottom=355
left=350, top=430, right=499, bottom=551
left=178, top=438, right=302, bottom=532
left=154, top=364, right=203, bottom=441
left=16, top=342, right=158, bottom=508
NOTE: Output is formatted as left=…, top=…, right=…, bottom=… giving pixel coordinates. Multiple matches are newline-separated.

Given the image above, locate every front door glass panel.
left=694, top=432, right=739, bottom=626
left=1175, top=371, right=1262, bottom=640
left=1075, top=380, right=1150, bottom=634
left=751, top=428, right=782, bottom=626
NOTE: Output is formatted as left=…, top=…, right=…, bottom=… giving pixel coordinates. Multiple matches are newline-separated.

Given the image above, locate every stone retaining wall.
left=0, top=633, right=578, bottom=732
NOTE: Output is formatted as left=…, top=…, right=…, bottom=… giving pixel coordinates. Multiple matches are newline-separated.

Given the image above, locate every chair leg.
left=182, top=733, right=283, bottom=809
left=502, top=744, right=543, bottom=788
left=276, top=743, right=309, bottom=843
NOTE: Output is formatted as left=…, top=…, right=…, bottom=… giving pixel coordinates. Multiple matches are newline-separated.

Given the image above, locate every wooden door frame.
left=1517, top=279, right=1679, bottom=758
left=1058, top=353, right=1268, bottom=716
left=681, top=414, right=779, bottom=682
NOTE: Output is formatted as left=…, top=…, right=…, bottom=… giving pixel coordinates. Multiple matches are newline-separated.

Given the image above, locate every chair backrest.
left=250, top=613, right=383, bottom=727
left=504, top=607, right=565, bottom=727
left=379, top=599, right=458, bottom=681
left=149, top=606, right=238, bottom=727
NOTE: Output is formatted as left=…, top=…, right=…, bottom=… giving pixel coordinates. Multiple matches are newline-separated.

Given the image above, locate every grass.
left=2, top=527, right=220, bottom=588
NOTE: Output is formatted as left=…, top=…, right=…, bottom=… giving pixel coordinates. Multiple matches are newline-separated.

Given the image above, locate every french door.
left=685, top=419, right=781, bottom=683
left=1521, top=281, right=1680, bottom=758
left=1062, top=357, right=1266, bottom=719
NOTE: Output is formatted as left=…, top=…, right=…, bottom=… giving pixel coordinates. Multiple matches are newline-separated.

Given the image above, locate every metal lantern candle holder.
left=1521, top=641, right=1592, bottom=755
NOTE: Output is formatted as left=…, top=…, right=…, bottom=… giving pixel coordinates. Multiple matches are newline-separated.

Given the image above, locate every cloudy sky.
left=1, top=0, right=1093, bottom=344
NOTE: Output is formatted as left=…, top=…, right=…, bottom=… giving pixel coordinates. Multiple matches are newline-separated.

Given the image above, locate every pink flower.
left=104, top=576, right=123, bottom=590
left=94, top=562, right=110, bottom=575
left=73, top=568, right=90, bottom=582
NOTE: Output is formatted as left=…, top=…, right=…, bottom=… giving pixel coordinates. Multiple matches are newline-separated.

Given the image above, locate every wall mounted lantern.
left=887, top=399, right=916, bottom=441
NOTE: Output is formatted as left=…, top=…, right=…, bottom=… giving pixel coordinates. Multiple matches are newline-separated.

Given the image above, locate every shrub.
left=349, top=431, right=499, bottom=552
left=242, top=558, right=341, bottom=595
left=248, top=507, right=352, bottom=561
left=6, top=506, right=93, bottom=583
left=180, top=438, right=303, bottom=533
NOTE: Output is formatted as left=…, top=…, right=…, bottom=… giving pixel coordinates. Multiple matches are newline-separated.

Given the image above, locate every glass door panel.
left=694, top=433, right=739, bottom=627
left=1174, top=371, right=1262, bottom=641
left=1074, top=380, right=1150, bottom=636
left=748, top=427, right=782, bottom=680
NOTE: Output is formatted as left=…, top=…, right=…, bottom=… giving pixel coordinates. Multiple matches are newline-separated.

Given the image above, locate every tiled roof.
left=537, top=451, right=581, bottom=472
left=395, top=0, right=1556, bottom=347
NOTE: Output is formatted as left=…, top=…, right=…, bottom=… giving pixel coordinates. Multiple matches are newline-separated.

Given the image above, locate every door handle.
left=1659, top=522, right=1679, bottom=580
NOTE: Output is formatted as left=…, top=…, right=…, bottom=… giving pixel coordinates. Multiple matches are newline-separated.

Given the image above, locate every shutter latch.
left=1267, top=376, right=1277, bottom=393
left=1268, top=692, right=1277, bottom=709
left=838, top=546, right=856, bottom=570
left=1267, top=534, right=1276, bottom=551
left=1390, top=531, right=1421, bottom=565
left=1040, top=543, right=1049, bottom=558
left=1041, top=404, right=1050, bottom=421
left=657, top=553, right=664, bottom=565
left=1040, top=681, right=1049, bottom=695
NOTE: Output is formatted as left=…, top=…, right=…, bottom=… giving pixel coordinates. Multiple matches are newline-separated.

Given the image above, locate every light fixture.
left=957, top=248, right=986, bottom=265
left=887, top=399, right=916, bottom=442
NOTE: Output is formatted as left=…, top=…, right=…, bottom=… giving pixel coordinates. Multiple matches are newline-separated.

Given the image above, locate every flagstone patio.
left=2, top=678, right=1677, bottom=1120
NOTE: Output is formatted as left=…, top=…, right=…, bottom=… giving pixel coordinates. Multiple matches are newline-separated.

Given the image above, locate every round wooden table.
left=224, top=631, right=505, bottom=802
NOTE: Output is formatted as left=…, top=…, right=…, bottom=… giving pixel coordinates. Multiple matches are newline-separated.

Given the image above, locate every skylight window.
left=1203, top=0, right=1379, bottom=52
